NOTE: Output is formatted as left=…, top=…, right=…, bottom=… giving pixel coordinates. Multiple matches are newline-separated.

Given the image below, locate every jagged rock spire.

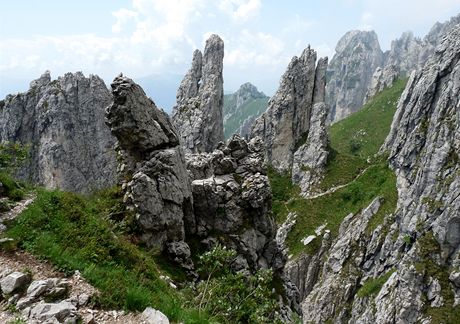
left=251, top=46, right=329, bottom=173
left=172, top=34, right=224, bottom=154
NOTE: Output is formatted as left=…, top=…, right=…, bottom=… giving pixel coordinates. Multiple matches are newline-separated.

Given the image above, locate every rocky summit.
left=326, top=30, right=384, bottom=122
left=172, top=34, right=225, bottom=154
left=251, top=47, right=329, bottom=195
left=0, top=71, right=117, bottom=193
left=223, top=82, right=269, bottom=140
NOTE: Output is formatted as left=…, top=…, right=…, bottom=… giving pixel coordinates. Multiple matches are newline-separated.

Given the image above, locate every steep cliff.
left=223, top=82, right=269, bottom=139
left=326, top=30, right=384, bottom=122
left=0, top=71, right=117, bottom=193
left=106, top=74, right=194, bottom=270
left=297, top=23, right=460, bottom=323
left=251, top=47, right=328, bottom=172
left=172, top=35, right=224, bottom=153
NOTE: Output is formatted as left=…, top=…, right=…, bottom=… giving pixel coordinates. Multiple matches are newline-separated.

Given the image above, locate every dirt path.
left=302, top=166, right=370, bottom=200
left=0, top=194, right=152, bottom=324
left=0, top=194, right=36, bottom=232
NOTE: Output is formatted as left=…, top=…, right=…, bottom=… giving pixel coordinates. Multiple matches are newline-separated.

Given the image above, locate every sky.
left=1, top=0, right=460, bottom=110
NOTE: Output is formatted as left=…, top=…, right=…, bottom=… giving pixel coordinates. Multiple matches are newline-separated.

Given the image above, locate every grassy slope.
left=224, top=96, right=269, bottom=139
left=3, top=188, right=208, bottom=323
left=270, top=79, right=407, bottom=256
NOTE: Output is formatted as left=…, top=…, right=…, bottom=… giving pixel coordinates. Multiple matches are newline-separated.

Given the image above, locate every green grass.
left=223, top=96, right=268, bottom=139
left=269, top=79, right=407, bottom=257
left=356, top=269, right=395, bottom=298
left=4, top=187, right=210, bottom=323
left=0, top=172, right=26, bottom=201
left=280, top=162, right=397, bottom=256
left=319, top=78, right=408, bottom=190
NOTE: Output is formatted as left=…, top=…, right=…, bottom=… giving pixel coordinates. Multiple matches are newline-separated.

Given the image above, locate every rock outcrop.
left=186, top=135, right=284, bottom=273
left=292, top=24, right=460, bottom=323
left=172, top=35, right=224, bottom=153
left=291, top=102, right=329, bottom=196
left=251, top=48, right=328, bottom=171
left=105, top=75, right=194, bottom=269
left=223, top=82, right=269, bottom=139
left=384, top=31, right=428, bottom=77
left=326, top=30, right=384, bottom=122
left=105, top=75, right=284, bottom=276
left=0, top=71, right=117, bottom=193
left=364, top=64, right=400, bottom=103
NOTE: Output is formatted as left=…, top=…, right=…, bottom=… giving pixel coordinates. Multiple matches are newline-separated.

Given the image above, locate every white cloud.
left=225, top=30, right=285, bottom=67
left=111, top=8, right=138, bottom=33
left=359, top=11, right=373, bottom=30
left=219, top=0, right=261, bottom=22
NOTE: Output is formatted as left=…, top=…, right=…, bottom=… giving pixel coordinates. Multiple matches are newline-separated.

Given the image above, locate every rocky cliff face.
left=367, top=13, right=460, bottom=102
left=364, top=64, right=400, bottom=103
left=0, top=71, right=117, bottom=193
left=172, top=35, right=224, bottom=153
left=223, top=82, right=269, bottom=139
left=251, top=47, right=328, bottom=171
left=106, top=75, right=285, bottom=277
left=326, top=30, right=384, bottom=122
left=106, top=75, right=194, bottom=270
left=186, top=135, right=284, bottom=273
left=296, top=23, right=460, bottom=323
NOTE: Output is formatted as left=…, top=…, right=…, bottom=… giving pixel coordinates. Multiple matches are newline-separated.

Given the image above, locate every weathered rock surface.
left=251, top=47, right=328, bottom=173
left=364, top=64, right=400, bottom=103
left=186, top=135, right=284, bottom=273
left=141, top=307, right=170, bottom=324
left=290, top=24, right=460, bottom=324
left=223, top=82, right=269, bottom=139
left=0, top=271, right=31, bottom=295
left=326, top=30, right=384, bottom=122
left=0, top=71, right=117, bottom=193
left=291, top=102, right=329, bottom=196
left=172, top=34, right=224, bottom=153
left=384, top=31, right=428, bottom=77
left=105, top=75, right=194, bottom=267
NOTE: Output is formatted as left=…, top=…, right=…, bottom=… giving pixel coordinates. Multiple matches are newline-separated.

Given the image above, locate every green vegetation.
left=320, top=78, right=407, bottom=190
left=269, top=79, right=407, bottom=256
left=187, top=244, right=281, bottom=323
left=4, top=188, right=208, bottom=323
left=0, top=142, right=30, bottom=204
left=414, top=231, right=460, bottom=322
left=223, top=96, right=269, bottom=139
left=356, top=269, right=395, bottom=298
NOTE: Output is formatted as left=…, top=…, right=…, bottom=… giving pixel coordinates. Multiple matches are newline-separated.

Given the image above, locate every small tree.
left=192, top=244, right=282, bottom=323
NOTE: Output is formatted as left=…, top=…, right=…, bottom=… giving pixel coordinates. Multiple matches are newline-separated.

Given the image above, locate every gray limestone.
left=326, top=30, right=384, bottom=122
left=0, top=71, right=117, bottom=193
left=251, top=47, right=328, bottom=173
left=172, top=34, right=224, bottom=153
left=105, top=75, right=194, bottom=267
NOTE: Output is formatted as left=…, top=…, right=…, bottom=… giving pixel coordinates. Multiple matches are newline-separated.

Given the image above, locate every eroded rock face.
left=291, top=102, right=329, bottom=196
left=383, top=23, right=460, bottom=258
left=364, top=64, right=400, bottom=103
left=186, top=135, right=284, bottom=273
left=251, top=47, right=328, bottom=172
left=105, top=75, right=193, bottom=266
left=172, top=35, right=224, bottom=153
left=292, top=24, right=460, bottom=324
left=326, top=30, right=384, bottom=122
left=0, top=71, right=117, bottom=193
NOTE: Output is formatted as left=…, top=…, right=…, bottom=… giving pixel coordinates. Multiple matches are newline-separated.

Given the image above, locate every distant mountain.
left=223, top=82, right=269, bottom=139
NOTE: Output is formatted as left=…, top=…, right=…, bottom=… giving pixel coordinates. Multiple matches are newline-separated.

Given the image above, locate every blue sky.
left=1, top=0, right=460, bottom=108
